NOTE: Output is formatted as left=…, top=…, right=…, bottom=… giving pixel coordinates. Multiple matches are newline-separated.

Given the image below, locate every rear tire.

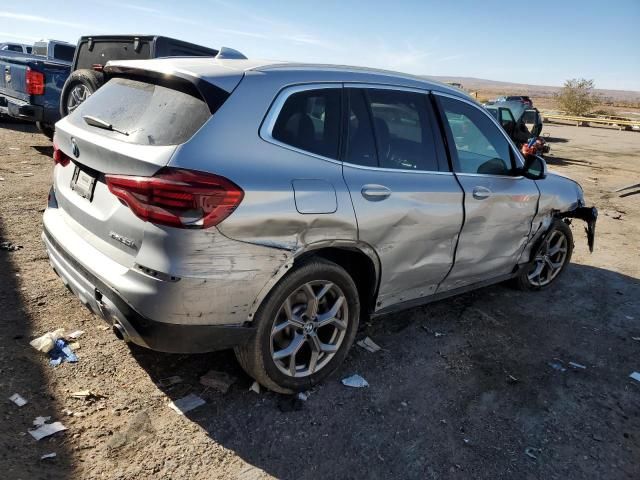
left=513, top=219, right=573, bottom=290
left=235, top=258, right=360, bottom=393
left=59, top=69, right=104, bottom=117
left=36, top=121, right=54, bottom=140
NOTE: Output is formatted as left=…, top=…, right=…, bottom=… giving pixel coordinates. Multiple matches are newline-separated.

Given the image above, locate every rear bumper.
left=42, top=222, right=257, bottom=354
left=7, top=97, right=43, bottom=122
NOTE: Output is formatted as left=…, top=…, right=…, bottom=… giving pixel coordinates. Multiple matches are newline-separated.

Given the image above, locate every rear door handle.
left=472, top=186, right=491, bottom=200
left=361, top=184, right=391, bottom=201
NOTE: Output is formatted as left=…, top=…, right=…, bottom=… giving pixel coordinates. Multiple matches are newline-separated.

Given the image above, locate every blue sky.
left=1, top=0, right=639, bottom=91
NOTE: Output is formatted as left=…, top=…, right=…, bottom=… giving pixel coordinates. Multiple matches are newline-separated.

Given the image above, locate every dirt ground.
left=1, top=119, right=639, bottom=480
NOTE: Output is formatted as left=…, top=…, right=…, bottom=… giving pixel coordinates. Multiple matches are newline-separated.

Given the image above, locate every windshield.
left=68, top=77, right=211, bottom=146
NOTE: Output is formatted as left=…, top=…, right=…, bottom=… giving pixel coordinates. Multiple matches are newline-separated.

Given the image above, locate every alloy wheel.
left=67, top=84, right=91, bottom=114
left=270, top=280, right=348, bottom=378
left=527, top=229, right=569, bottom=287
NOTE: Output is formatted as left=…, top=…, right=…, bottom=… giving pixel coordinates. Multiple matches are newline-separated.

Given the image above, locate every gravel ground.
left=1, top=119, right=639, bottom=479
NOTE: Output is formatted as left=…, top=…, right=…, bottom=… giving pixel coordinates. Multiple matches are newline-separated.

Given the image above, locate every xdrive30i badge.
left=109, top=231, right=137, bottom=249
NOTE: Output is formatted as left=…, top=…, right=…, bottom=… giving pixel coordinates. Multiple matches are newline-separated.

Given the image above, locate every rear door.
left=434, top=93, right=539, bottom=292
left=341, top=86, right=464, bottom=310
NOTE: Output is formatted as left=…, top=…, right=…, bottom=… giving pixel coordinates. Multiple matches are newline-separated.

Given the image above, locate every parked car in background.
left=44, top=56, right=597, bottom=392
left=0, top=39, right=74, bottom=138
left=485, top=100, right=544, bottom=146
left=505, top=95, right=533, bottom=107
left=59, top=35, right=218, bottom=117
left=1, top=42, right=33, bottom=54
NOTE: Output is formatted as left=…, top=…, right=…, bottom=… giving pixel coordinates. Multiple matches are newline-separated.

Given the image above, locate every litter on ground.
left=40, top=453, right=57, bottom=460
left=29, top=421, right=67, bottom=441
left=70, top=390, right=104, bottom=401
left=341, top=374, right=369, bottom=388
left=525, top=447, right=542, bottom=460
left=49, top=339, right=78, bottom=366
left=168, top=394, right=206, bottom=415
left=66, top=330, right=85, bottom=339
left=357, top=337, right=381, bottom=353
left=0, top=241, right=22, bottom=251
left=30, top=328, right=65, bottom=353
left=33, top=416, right=51, bottom=427
left=629, top=372, right=640, bottom=383
left=569, top=361, right=587, bottom=369
left=9, top=393, right=27, bottom=407
left=249, top=381, right=261, bottom=394
left=157, top=376, right=183, bottom=388
left=548, top=361, right=567, bottom=372
left=200, top=370, right=236, bottom=393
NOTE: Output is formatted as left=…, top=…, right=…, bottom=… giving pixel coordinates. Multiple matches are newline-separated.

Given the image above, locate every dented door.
left=434, top=93, right=539, bottom=292
left=341, top=86, right=464, bottom=310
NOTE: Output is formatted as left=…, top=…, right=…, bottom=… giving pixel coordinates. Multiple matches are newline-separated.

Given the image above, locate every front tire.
left=514, top=219, right=573, bottom=290
left=235, top=259, right=360, bottom=393
left=36, top=121, right=54, bottom=140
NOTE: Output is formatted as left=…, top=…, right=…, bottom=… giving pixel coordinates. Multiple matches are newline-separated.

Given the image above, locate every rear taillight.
left=26, top=67, right=45, bottom=95
left=52, top=143, right=71, bottom=167
left=105, top=168, right=244, bottom=229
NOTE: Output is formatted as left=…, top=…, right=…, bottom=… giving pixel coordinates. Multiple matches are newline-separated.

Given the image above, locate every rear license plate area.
left=70, top=165, right=97, bottom=201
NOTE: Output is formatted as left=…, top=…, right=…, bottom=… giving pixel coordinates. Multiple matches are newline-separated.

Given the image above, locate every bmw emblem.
left=71, top=138, right=80, bottom=158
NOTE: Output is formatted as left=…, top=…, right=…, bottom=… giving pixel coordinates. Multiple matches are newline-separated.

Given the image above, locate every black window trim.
left=341, top=83, right=453, bottom=175
left=259, top=82, right=345, bottom=165
left=432, top=91, right=526, bottom=179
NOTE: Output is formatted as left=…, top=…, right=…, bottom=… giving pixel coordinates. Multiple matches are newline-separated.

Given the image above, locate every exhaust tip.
left=112, top=323, right=127, bottom=341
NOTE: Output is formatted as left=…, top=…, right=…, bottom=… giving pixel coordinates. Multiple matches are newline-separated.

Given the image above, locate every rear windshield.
left=54, top=44, right=75, bottom=62
left=68, top=77, right=211, bottom=146
left=76, top=41, right=151, bottom=69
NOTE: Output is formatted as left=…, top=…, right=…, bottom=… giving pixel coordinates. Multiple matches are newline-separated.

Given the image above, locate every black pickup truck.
left=60, top=35, right=218, bottom=117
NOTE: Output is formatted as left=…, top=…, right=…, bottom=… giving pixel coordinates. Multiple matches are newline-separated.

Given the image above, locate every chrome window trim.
left=259, top=82, right=344, bottom=166
left=432, top=91, right=526, bottom=170
left=342, top=161, right=454, bottom=175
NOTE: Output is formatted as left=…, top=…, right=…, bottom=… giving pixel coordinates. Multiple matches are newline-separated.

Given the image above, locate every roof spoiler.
left=214, top=47, right=247, bottom=60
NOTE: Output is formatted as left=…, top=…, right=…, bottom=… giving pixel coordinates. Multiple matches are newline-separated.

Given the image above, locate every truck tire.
left=36, top=121, right=54, bottom=140
left=59, top=69, right=104, bottom=117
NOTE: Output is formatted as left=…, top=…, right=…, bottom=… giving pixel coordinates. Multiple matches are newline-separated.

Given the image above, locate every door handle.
left=361, top=184, right=391, bottom=201
left=472, top=186, right=491, bottom=200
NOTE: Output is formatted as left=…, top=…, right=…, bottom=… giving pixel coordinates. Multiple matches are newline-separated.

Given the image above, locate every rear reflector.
left=26, top=67, right=45, bottom=95
left=105, top=168, right=244, bottom=229
left=52, top=143, right=70, bottom=167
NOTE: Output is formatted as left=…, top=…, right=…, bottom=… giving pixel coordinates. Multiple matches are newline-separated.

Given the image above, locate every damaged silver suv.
left=43, top=52, right=597, bottom=392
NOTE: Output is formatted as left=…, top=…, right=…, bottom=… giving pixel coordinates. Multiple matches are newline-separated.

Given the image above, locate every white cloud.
left=0, top=11, right=87, bottom=30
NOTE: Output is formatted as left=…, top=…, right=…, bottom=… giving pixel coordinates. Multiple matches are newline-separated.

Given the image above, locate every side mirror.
left=522, top=154, right=547, bottom=180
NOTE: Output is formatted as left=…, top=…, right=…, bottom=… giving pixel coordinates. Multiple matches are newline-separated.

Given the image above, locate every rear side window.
left=272, top=88, right=341, bottom=159
left=365, top=89, right=439, bottom=171
left=68, top=77, right=211, bottom=146
left=54, top=44, right=75, bottom=62
left=438, top=96, right=513, bottom=175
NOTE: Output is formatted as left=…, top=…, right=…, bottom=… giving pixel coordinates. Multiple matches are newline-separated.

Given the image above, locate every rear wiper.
left=83, top=115, right=129, bottom=136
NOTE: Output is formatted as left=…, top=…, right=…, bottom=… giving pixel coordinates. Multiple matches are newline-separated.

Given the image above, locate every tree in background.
left=556, top=79, right=597, bottom=115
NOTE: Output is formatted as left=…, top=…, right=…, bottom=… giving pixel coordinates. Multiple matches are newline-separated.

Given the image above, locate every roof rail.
left=215, top=47, right=247, bottom=60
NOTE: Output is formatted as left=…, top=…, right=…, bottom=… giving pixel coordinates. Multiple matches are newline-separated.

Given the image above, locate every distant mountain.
left=422, top=76, right=640, bottom=102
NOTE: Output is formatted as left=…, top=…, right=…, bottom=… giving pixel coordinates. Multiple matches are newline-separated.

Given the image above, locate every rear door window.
left=272, top=88, right=341, bottom=159
left=364, top=89, right=440, bottom=171
left=54, top=44, right=75, bottom=62
left=68, top=77, right=212, bottom=146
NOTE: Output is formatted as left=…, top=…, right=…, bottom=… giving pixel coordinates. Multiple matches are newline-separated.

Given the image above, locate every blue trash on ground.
left=49, top=339, right=78, bottom=366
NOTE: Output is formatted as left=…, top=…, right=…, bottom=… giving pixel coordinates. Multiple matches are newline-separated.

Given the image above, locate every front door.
left=341, top=86, right=464, bottom=310
left=434, top=93, right=539, bottom=292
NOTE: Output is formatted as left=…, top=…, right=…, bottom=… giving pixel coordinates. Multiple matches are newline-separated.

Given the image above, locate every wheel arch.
left=246, top=241, right=381, bottom=323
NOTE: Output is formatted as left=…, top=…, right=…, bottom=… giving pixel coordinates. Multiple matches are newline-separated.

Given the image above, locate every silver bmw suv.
left=44, top=52, right=597, bottom=392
